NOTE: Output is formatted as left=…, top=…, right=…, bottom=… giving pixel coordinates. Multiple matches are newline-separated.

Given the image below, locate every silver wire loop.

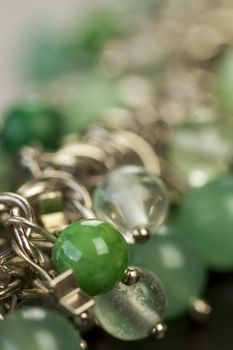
left=18, top=170, right=95, bottom=220
left=0, top=192, right=35, bottom=226
left=0, top=192, right=53, bottom=285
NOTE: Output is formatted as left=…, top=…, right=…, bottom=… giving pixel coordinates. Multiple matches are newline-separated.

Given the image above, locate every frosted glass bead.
left=95, top=269, right=166, bottom=340
left=130, top=226, right=207, bottom=319
left=93, top=166, right=169, bottom=234
left=176, top=173, right=233, bottom=270
left=0, top=308, right=82, bottom=350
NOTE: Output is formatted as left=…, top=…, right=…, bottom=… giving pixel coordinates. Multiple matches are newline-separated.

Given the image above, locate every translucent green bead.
left=130, top=226, right=207, bottom=320
left=52, top=219, right=129, bottom=296
left=95, top=269, right=166, bottom=340
left=0, top=308, right=81, bottom=350
left=94, top=166, right=169, bottom=234
left=176, top=173, right=233, bottom=270
left=2, top=103, right=64, bottom=153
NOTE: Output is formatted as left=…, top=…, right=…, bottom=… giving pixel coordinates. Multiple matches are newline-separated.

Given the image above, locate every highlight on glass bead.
left=94, top=269, right=166, bottom=341
left=0, top=308, right=82, bottom=350
left=93, top=165, right=169, bottom=235
left=130, top=225, right=207, bottom=320
left=52, top=219, right=129, bottom=296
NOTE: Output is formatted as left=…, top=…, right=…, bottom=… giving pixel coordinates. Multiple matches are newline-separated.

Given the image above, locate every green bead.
left=2, top=103, right=64, bottom=153
left=0, top=308, right=81, bottom=350
left=52, top=219, right=129, bottom=295
left=176, top=173, right=233, bottom=270
left=130, top=226, right=207, bottom=320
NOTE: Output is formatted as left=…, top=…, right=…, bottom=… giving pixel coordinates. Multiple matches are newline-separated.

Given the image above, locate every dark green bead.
left=2, top=103, right=64, bottom=153
left=130, top=226, right=206, bottom=320
left=52, top=219, right=129, bottom=296
left=176, top=173, right=233, bottom=270
left=0, top=308, right=81, bottom=350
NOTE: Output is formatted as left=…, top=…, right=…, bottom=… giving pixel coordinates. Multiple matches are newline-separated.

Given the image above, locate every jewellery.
left=1, top=1, right=233, bottom=348
left=0, top=126, right=169, bottom=347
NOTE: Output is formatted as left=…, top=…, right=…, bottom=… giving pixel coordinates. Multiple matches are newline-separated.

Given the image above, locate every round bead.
left=176, top=173, right=233, bottom=270
left=130, top=226, right=207, bottom=320
left=93, top=166, right=169, bottom=234
left=52, top=219, right=129, bottom=295
left=2, top=103, right=64, bottom=153
left=95, top=269, right=166, bottom=341
left=0, top=308, right=82, bottom=350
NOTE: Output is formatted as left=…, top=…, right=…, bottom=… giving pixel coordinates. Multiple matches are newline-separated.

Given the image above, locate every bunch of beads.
left=1, top=1, right=233, bottom=348
left=0, top=123, right=169, bottom=348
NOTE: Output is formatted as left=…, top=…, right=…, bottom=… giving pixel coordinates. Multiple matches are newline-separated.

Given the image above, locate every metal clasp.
left=35, top=269, right=95, bottom=317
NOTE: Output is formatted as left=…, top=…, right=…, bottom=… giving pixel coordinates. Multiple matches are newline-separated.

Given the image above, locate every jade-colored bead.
left=130, top=226, right=207, bottom=320
left=175, top=173, right=233, bottom=270
left=0, top=308, right=82, bottom=350
left=52, top=219, right=129, bottom=296
left=2, top=103, right=64, bottom=153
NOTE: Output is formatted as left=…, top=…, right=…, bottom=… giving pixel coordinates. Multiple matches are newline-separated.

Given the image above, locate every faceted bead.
left=2, top=102, right=64, bottom=153
left=93, top=166, right=169, bottom=234
left=130, top=226, right=207, bottom=320
left=52, top=219, right=129, bottom=295
left=175, top=173, right=233, bottom=270
left=95, top=269, right=166, bottom=340
left=0, top=308, right=82, bottom=350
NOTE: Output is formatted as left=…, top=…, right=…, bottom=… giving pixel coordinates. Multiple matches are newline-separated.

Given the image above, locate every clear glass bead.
left=93, top=166, right=169, bottom=234
left=95, top=269, right=166, bottom=341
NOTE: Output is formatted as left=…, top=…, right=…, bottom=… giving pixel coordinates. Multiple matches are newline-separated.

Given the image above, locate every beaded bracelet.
left=1, top=2, right=233, bottom=349
left=0, top=123, right=170, bottom=349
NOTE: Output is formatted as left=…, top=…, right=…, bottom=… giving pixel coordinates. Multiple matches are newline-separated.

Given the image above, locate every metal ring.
left=112, top=130, right=161, bottom=175
left=18, top=170, right=92, bottom=209
left=11, top=240, right=52, bottom=282
left=6, top=216, right=56, bottom=243
left=0, top=193, right=35, bottom=224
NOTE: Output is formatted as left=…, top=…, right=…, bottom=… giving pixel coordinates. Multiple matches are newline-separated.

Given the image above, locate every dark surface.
left=84, top=272, right=233, bottom=350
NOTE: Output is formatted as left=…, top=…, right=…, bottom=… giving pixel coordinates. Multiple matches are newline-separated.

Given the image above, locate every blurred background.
left=0, top=0, right=233, bottom=349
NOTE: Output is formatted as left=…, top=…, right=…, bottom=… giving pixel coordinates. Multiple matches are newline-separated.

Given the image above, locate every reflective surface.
left=94, top=166, right=169, bottom=234
left=176, top=173, right=233, bottom=270
left=0, top=308, right=81, bottom=350
left=95, top=269, right=166, bottom=340
left=52, top=219, right=129, bottom=295
left=130, top=226, right=207, bottom=319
